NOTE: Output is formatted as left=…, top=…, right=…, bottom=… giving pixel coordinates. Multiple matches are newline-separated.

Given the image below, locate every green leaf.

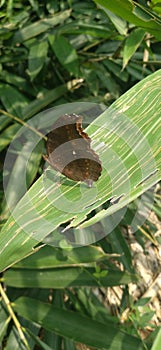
left=3, top=327, right=26, bottom=350
left=103, top=60, right=129, bottom=82
left=123, top=28, right=145, bottom=69
left=0, top=70, right=35, bottom=94
left=106, top=226, right=133, bottom=273
left=27, top=40, right=48, bottom=81
left=151, top=327, right=161, bottom=350
left=150, top=0, right=161, bottom=15
left=4, top=267, right=137, bottom=288
left=94, top=0, right=161, bottom=39
left=12, top=10, right=71, bottom=43
left=95, top=62, right=120, bottom=98
left=0, top=70, right=160, bottom=271
left=51, top=35, right=79, bottom=76
left=2, top=139, right=43, bottom=216
left=0, top=302, right=10, bottom=343
left=13, top=245, right=107, bottom=268
left=81, top=65, right=99, bottom=96
left=13, top=297, right=144, bottom=350
left=0, top=124, right=21, bottom=151
left=0, top=84, right=29, bottom=117
left=21, top=79, right=81, bottom=119
left=100, top=8, right=127, bottom=35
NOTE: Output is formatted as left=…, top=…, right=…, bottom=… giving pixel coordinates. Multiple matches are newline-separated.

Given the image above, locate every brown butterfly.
left=44, top=113, right=102, bottom=187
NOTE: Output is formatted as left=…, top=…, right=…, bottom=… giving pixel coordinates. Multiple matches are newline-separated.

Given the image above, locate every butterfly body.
left=45, top=114, right=102, bottom=186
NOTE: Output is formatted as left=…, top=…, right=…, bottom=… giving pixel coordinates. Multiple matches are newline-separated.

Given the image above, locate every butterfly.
left=44, top=113, right=102, bottom=187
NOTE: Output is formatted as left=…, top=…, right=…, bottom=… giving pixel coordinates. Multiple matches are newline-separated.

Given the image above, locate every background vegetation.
left=0, top=1, right=161, bottom=349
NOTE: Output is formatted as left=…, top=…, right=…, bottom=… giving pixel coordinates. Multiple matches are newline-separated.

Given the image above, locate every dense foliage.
left=0, top=1, right=161, bottom=350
